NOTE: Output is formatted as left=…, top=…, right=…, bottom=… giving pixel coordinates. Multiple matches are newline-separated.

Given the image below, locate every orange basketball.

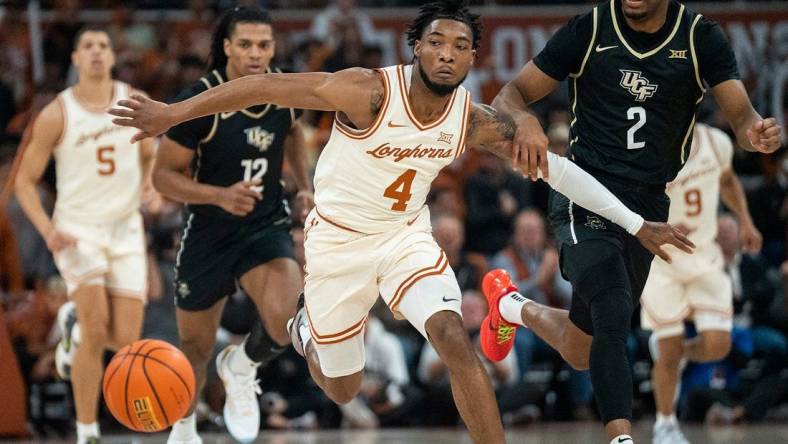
left=102, top=339, right=195, bottom=432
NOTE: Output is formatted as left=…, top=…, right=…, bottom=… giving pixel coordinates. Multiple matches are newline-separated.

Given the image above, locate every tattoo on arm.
left=370, top=86, right=385, bottom=116
left=467, top=103, right=516, bottom=159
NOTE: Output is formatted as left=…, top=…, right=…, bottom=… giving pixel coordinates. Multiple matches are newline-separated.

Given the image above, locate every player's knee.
left=425, top=311, right=470, bottom=358
left=324, top=377, right=362, bottom=405
left=654, top=336, right=684, bottom=366
left=590, top=289, right=633, bottom=343
left=698, top=332, right=731, bottom=362
left=178, top=337, right=214, bottom=367
left=79, top=319, right=110, bottom=350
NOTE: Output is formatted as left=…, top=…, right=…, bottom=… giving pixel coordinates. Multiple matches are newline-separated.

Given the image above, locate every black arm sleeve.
left=165, top=81, right=215, bottom=150
left=533, top=13, right=594, bottom=81
left=694, top=17, right=740, bottom=88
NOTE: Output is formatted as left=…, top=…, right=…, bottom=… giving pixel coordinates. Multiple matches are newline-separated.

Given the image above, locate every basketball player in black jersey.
left=483, top=0, right=781, bottom=443
left=152, top=8, right=312, bottom=444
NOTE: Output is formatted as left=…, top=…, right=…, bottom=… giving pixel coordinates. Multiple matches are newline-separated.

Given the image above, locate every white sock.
left=655, top=412, right=677, bottom=428
left=610, top=434, right=633, bottom=444
left=228, top=339, right=259, bottom=375
left=76, top=421, right=99, bottom=440
left=498, top=291, right=530, bottom=326
left=71, top=322, right=81, bottom=344
left=169, top=413, right=198, bottom=440
left=298, top=323, right=313, bottom=349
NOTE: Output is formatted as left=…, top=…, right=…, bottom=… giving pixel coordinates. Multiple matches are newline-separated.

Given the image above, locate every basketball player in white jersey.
left=640, top=122, right=761, bottom=444
left=15, top=28, right=155, bottom=444
left=110, top=2, right=693, bottom=441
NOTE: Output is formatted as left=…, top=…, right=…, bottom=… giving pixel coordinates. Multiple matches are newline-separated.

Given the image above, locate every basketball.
left=102, top=339, right=195, bottom=433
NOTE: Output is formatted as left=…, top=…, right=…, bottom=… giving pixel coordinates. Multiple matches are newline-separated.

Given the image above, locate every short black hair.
left=405, top=0, right=482, bottom=50
left=73, top=25, right=112, bottom=50
left=208, top=6, right=273, bottom=71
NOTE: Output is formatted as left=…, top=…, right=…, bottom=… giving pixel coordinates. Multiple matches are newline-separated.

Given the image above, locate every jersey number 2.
left=97, top=146, right=115, bottom=175
left=384, top=169, right=417, bottom=212
left=626, top=107, right=646, bottom=150
left=241, top=158, right=268, bottom=193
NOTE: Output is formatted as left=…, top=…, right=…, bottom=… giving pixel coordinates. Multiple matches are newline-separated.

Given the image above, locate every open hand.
left=109, top=94, right=173, bottom=143
left=635, top=221, right=695, bottom=263
left=747, top=117, right=782, bottom=153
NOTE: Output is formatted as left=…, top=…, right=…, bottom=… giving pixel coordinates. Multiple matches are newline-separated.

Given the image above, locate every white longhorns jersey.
left=665, top=123, right=733, bottom=248
left=313, top=64, right=471, bottom=233
left=53, top=81, right=142, bottom=223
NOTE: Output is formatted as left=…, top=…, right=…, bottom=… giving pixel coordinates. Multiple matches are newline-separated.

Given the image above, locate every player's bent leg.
left=168, top=301, right=225, bottom=444
left=424, top=311, right=505, bottom=444
left=394, top=273, right=504, bottom=444
left=240, top=257, right=302, bottom=348
left=650, top=334, right=684, bottom=415
left=685, top=329, right=731, bottom=362
left=483, top=269, right=592, bottom=369
left=70, top=285, right=111, bottom=425
left=106, top=294, right=144, bottom=351
left=175, top=300, right=227, bottom=414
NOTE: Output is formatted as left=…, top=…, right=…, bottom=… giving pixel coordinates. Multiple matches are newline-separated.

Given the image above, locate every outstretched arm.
left=465, top=103, right=694, bottom=262
left=110, top=68, right=385, bottom=143
left=491, top=61, right=558, bottom=179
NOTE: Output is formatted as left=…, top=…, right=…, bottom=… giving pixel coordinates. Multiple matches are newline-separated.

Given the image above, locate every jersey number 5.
left=241, top=158, right=268, bottom=193
left=97, top=146, right=115, bottom=175
left=626, top=107, right=647, bottom=150
left=384, top=169, right=417, bottom=212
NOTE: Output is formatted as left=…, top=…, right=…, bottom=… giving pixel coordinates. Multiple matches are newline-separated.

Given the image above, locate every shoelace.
left=497, top=324, right=516, bottom=344
left=228, top=371, right=262, bottom=408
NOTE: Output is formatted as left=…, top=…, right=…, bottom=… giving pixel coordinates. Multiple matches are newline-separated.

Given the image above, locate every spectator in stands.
left=310, top=0, right=376, bottom=48
left=463, top=152, right=531, bottom=255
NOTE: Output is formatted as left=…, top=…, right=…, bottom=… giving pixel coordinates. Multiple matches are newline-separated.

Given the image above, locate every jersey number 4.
left=626, top=107, right=647, bottom=150
left=384, top=169, right=417, bottom=212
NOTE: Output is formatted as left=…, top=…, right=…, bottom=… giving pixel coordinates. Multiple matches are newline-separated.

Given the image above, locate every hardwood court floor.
left=4, top=422, right=788, bottom=444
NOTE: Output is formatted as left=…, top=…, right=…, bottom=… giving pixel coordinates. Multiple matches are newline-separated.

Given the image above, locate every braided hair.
left=207, top=6, right=272, bottom=71
left=405, top=0, right=482, bottom=51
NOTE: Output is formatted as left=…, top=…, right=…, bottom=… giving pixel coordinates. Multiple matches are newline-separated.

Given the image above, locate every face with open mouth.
left=225, top=22, right=275, bottom=78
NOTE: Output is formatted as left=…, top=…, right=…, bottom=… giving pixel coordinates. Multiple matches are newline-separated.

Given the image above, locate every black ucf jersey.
left=166, top=68, right=301, bottom=223
left=564, top=0, right=708, bottom=185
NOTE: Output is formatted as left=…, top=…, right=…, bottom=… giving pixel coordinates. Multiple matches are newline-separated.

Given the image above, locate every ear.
left=413, top=40, right=422, bottom=58
left=223, top=38, right=232, bottom=57
left=471, top=49, right=476, bottom=65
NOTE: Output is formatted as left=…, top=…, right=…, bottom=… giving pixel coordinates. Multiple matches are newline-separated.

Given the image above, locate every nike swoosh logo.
left=442, top=296, right=459, bottom=303
left=595, top=44, right=618, bottom=53
left=618, top=438, right=633, bottom=443
left=387, top=121, right=407, bottom=128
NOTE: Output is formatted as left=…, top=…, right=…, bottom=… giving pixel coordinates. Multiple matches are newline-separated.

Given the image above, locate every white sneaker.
left=216, top=345, right=261, bottom=443
left=55, top=301, right=78, bottom=380
left=653, top=422, right=690, bottom=444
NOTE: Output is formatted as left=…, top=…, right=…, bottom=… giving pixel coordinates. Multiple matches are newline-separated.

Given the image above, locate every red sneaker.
left=480, top=269, right=519, bottom=362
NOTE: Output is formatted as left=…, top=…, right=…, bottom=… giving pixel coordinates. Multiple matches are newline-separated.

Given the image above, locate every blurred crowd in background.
left=0, top=0, right=785, bottom=438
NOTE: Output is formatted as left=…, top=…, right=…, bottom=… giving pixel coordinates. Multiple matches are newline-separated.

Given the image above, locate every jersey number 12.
left=627, top=107, right=647, bottom=150
left=241, top=158, right=267, bottom=193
